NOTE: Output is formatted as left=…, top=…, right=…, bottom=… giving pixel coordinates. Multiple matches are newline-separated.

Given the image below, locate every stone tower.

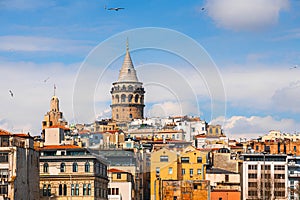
left=42, top=88, right=68, bottom=138
left=110, top=42, right=145, bottom=122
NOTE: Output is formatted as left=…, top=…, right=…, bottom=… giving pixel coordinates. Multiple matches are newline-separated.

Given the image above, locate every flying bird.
left=44, top=77, right=50, bottom=83
left=290, top=65, right=298, bottom=70
left=9, top=90, right=13, bottom=97
left=105, top=5, right=125, bottom=11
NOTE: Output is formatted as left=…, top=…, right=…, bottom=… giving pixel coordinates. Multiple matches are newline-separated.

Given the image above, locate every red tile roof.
left=0, top=129, right=12, bottom=136
left=108, top=168, right=126, bottom=173
left=14, top=133, right=32, bottom=138
left=38, top=144, right=82, bottom=150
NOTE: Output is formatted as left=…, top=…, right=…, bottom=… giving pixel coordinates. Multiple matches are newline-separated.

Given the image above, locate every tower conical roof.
left=117, top=42, right=139, bottom=82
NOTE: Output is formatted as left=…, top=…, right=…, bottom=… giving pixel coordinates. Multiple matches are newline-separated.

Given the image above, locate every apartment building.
left=241, top=154, right=287, bottom=200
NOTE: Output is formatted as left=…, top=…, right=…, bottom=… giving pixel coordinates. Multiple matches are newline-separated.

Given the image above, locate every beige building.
left=0, top=129, right=39, bottom=200
left=39, top=144, right=109, bottom=200
left=110, top=42, right=145, bottom=123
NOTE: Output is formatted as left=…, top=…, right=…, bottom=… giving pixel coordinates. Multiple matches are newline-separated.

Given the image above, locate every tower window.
left=121, top=94, right=126, bottom=102
left=116, top=114, right=119, bottom=119
left=115, top=95, right=119, bottom=103
left=135, top=94, right=139, bottom=103
left=128, top=69, right=131, bottom=73
left=128, top=94, right=133, bottom=102
left=129, top=114, right=132, bottom=118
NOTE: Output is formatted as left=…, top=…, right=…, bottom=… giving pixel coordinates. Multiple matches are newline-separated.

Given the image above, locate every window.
left=248, top=182, right=257, bottom=188
left=156, top=167, right=160, bottom=176
left=117, top=173, right=121, bottom=179
left=181, top=157, right=189, bottom=163
left=75, top=184, right=79, bottom=196
left=87, top=184, right=91, bottom=195
left=0, top=153, right=8, bottom=163
left=135, top=94, right=139, bottom=103
left=190, top=169, right=193, bottom=176
left=225, top=174, right=229, bottom=182
left=274, top=191, right=285, bottom=197
left=71, top=184, right=74, bottom=196
left=248, top=173, right=257, bottom=179
left=83, top=184, right=87, bottom=195
left=294, top=146, right=297, bottom=152
left=197, top=157, right=202, bottom=163
left=248, top=190, right=258, bottom=196
left=73, top=162, right=78, bottom=172
left=168, top=167, right=173, bottom=174
left=85, top=162, right=90, bottom=172
left=261, top=165, right=271, bottom=170
left=63, top=184, right=67, bottom=196
left=43, top=184, right=47, bottom=196
left=116, top=188, right=119, bottom=195
left=43, top=163, right=49, bottom=173
left=275, top=174, right=285, bottom=179
left=256, top=145, right=259, bottom=150
left=182, top=168, right=185, bottom=175
left=60, top=163, right=66, bottom=172
left=197, top=169, right=201, bottom=175
left=129, top=114, right=132, bottom=118
left=47, top=184, right=51, bottom=196
left=261, top=174, right=271, bottom=179
left=0, top=170, right=8, bottom=179
left=160, top=155, right=169, bottom=162
left=121, top=94, right=126, bottom=102
left=59, top=184, right=62, bottom=196
left=274, top=165, right=285, bottom=170
left=274, top=182, right=285, bottom=188
left=0, top=185, right=7, bottom=195
left=248, top=165, right=257, bottom=170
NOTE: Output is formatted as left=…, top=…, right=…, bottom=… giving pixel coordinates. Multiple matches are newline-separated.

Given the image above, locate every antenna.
left=54, top=84, right=56, bottom=96
left=126, top=37, right=129, bottom=51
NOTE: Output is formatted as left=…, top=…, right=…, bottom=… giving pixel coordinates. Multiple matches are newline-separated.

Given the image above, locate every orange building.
left=252, top=139, right=300, bottom=155
left=211, top=189, right=240, bottom=200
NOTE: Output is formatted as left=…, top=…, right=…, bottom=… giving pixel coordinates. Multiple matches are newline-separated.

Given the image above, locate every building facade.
left=110, top=42, right=145, bottom=123
left=39, top=144, right=109, bottom=200
left=241, top=154, right=287, bottom=200
left=0, top=129, right=39, bottom=200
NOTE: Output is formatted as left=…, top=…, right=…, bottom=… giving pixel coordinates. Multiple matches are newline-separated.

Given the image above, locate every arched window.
left=122, top=85, right=126, bottom=91
left=129, top=114, right=132, bottom=118
left=43, top=184, right=47, bottom=196
left=75, top=184, right=79, bottom=196
left=60, top=163, right=66, bottom=172
left=128, top=94, right=133, bottom=103
left=63, top=184, right=67, bottom=196
left=128, top=85, right=133, bottom=91
left=47, top=184, right=51, bottom=196
left=59, top=184, right=63, bottom=196
left=140, top=95, right=144, bottom=104
left=71, top=184, right=74, bottom=196
left=43, top=163, right=49, bottom=173
left=73, top=162, right=78, bottom=172
left=83, top=184, right=87, bottom=195
left=116, top=114, right=119, bottom=119
left=121, top=94, right=126, bottom=102
left=85, top=162, right=90, bottom=172
left=115, top=95, right=119, bottom=103
left=88, top=184, right=91, bottom=195
left=135, top=94, right=139, bottom=103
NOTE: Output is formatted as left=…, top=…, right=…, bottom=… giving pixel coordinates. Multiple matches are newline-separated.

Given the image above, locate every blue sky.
left=1, top=0, right=300, bottom=138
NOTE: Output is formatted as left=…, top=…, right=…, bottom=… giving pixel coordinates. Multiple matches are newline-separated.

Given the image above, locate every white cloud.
left=211, top=115, right=300, bottom=139
left=0, top=36, right=93, bottom=54
left=146, top=101, right=199, bottom=118
left=205, top=0, right=289, bottom=31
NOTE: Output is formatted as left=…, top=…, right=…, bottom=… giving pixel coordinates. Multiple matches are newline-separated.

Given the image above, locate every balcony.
left=289, top=173, right=300, bottom=178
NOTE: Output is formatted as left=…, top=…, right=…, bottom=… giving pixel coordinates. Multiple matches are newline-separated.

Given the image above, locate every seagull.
left=290, top=65, right=298, bottom=70
left=201, top=7, right=205, bottom=10
left=44, top=77, right=50, bottom=83
left=9, top=90, right=13, bottom=97
left=105, top=5, right=124, bottom=11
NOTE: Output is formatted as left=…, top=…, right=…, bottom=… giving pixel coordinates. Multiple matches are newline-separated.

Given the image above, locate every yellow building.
left=150, top=148, right=178, bottom=200
left=179, top=146, right=208, bottom=181
left=150, top=146, right=209, bottom=200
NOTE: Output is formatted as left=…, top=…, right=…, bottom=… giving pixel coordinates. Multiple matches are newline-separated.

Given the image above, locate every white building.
left=241, top=154, right=287, bottom=200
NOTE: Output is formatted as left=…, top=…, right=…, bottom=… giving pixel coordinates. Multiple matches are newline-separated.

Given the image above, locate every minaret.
left=110, top=41, right=145, bottom=122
